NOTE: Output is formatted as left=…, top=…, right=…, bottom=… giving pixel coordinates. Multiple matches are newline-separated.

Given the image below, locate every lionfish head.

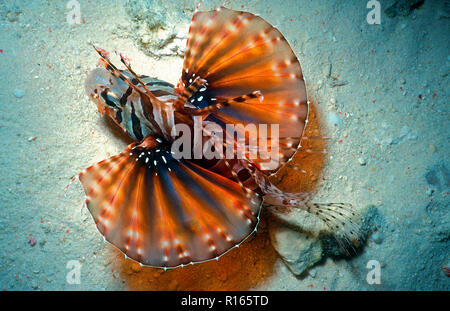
left=84, top=67, right=124, bottom=128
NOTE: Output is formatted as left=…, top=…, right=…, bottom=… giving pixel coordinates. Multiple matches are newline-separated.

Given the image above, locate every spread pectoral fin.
left=78, top=137, right=262, bottom=268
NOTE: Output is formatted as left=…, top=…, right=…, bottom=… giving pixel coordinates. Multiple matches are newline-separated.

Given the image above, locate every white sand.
left=0, top=0, right=448, bottom=290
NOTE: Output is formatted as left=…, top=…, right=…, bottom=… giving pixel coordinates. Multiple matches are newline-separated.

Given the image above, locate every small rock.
left=112, top=270, right=120, bottom=279
left=358, top=157, right=367, bottom=166
left=141, top=35, right=151, bottom=44
left=269, top=219, right=322, bottom=276
left=13, top=88, right=24, bottom=98
left=28, top=237, right=37, bottom=247
left=130, top=262, right=142, bottom=273
left=315, top=79, right=324, bottom=90
left=372, top=231, right=383, bottom=244
left=6, top=8, right=21, bottom=22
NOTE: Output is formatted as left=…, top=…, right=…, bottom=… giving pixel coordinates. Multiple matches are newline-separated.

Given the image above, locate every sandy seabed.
left=0, top=0, right=448, bottom=290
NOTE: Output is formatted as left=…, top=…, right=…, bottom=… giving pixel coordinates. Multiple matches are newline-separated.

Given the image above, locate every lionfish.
left=76, top=5, right=360, bottom=269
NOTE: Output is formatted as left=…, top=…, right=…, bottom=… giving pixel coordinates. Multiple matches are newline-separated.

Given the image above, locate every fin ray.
left=79, top=137, right=262, bottom=267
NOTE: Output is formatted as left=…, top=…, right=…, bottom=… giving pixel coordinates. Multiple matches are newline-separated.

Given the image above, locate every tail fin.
left=244, top=160, right=362, bottom=254
left=303, top=202, right=362, bottom=254
left=268, top=193, right=362, bottom=255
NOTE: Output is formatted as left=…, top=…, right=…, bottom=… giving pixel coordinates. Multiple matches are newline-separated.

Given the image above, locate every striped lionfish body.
left=85, top=66, right=180, bottom=141
left=79, top=6, right=360, bottom=269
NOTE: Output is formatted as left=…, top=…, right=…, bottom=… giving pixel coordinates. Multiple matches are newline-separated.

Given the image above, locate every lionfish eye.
left=100, top=89, right=119, bottom=109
